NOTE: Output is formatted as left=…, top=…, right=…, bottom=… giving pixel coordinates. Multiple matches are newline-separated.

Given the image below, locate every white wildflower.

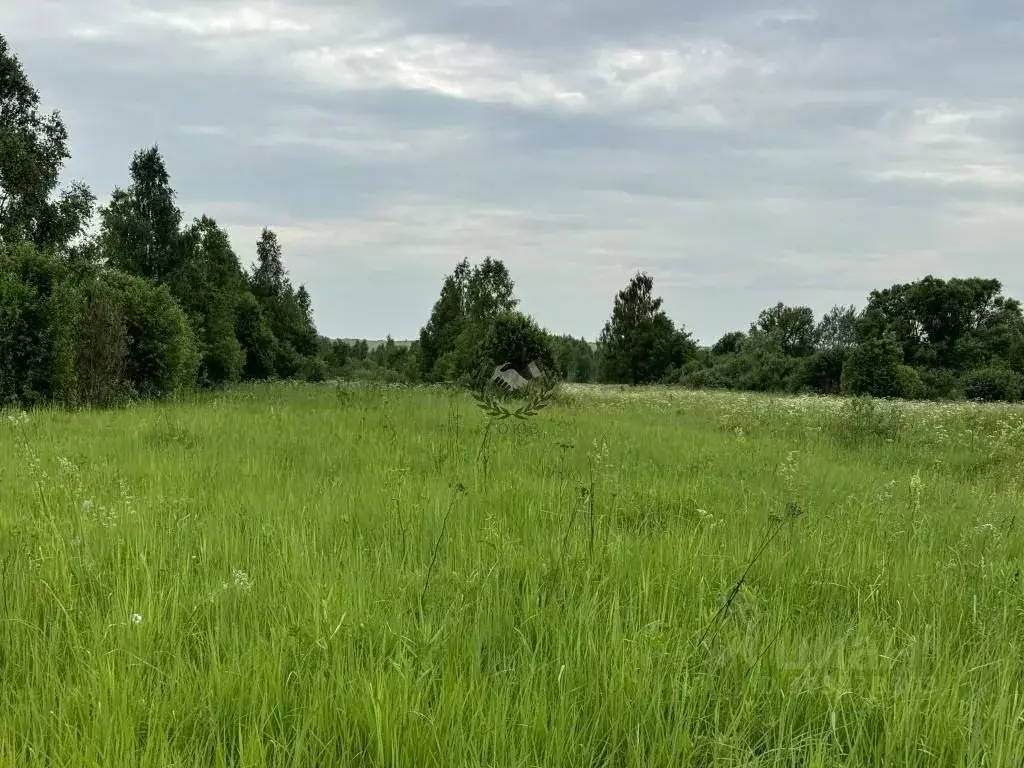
left=130, top=613, right=143, bottom=625
left=222, top=569, right=252, bottom=594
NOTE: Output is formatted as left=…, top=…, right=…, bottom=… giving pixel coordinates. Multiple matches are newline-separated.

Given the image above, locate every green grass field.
left=2, top=382, right=1024, bottom=766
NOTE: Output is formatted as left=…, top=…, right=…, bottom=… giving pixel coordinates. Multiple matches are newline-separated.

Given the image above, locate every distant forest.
left=4, top=33, right=1024, bottom=407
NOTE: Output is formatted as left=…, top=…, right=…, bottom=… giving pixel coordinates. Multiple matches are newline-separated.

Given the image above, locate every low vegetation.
left=2, top=383, right=1023, bottom=764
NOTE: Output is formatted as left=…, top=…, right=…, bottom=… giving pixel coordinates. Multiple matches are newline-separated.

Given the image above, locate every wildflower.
left=225, top=569, right=252, bottom=593
left=130, top=613, right=143, bottom=625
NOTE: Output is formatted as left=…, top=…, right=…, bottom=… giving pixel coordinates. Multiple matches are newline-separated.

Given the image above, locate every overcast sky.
left=4, top=0, right=1023, bottom=343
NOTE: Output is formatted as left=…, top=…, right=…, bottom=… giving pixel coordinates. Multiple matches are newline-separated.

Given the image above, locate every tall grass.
left=1, top=382, right=1023, bottom=766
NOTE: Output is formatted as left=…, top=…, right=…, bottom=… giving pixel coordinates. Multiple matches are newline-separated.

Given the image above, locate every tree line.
left=4, top=33, right=1024, bottom=406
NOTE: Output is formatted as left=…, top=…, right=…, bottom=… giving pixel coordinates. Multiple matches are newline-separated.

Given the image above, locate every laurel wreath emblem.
left=471, top=361, right=558, bottom=420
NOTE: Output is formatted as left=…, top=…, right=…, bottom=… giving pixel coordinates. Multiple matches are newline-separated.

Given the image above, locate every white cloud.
left=288, top=33, right=771, bottom=123
left=858, top=102, right=1024, bottom=188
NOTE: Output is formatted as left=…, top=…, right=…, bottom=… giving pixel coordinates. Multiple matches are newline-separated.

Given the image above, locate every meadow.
left=2, top=382, right=1024, bottom=767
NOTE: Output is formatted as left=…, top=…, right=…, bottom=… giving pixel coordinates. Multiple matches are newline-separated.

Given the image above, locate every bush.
left=481, top=312, right=555, bottom=375
left=0, top=242, right=80, bottom=406
left=894, top=364, right=927, bottom=400
left=302, top=355, right=328, bottom=382
left=917, top=368, right=960, bottom=400
left=962, top=366, right=1024, bottom=402
left=274, top=340, right=306, bottom=380
left=841, top=339, right=903, bottom=398
left=792, top=348, right=847, bottom=395
left=832, top=395, right=906, bottom=446
left=104, top=271, right=199, bottom=397
left=680, top=366, right=733, bottom=390
left=735, top=346, right=797, bottom=392
left=76, top=275, right=131, bottom=406
left=711, top=331, right=746, bottom=356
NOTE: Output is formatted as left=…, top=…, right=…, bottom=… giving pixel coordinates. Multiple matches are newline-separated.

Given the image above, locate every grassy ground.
left=1, top=382, right=1023, bottom=767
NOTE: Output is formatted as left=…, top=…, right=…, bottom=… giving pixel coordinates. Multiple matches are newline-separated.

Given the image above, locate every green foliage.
left=679, top=364, right=734, bottom=390
left=0, top=242, right=79, bottom=405
left=841, top=338, right=904, bottom=398
left=177, top=216, right=247, bottom=386
left=551, top=335, right=597, bottom=382
left=99, top=147, right=184, bottom=284
left=753, top=302, right=816, bottom=357
left=0, top=35, right=335, bottom=409
left=247, top=228, right=319, bottom=376
left=104, top=271, right=198, bottom=398
left=918, top=367, right=960, bottom=400
left=476, top=312, right=556, bottom=387
left=418, top=257, right=521, bottom=383
left=711, top=331, right=746, bottom=356
left=75, top=274, right=130, bottom=406
left=962, top=366, right=1024, bottom=402
left=792, top=347, right=847, bottom=395
left=598, top=272, right=695, bottom=384
left=894, top=364, right=927, bottom=400
left=816, top=304, right=858, bottom=351
left=235, top=292, right=278, bottom=380
left=858, top=275, right=1023, bottom=372
left=831, top=394, right=906, bottom=445
left=0, top=35, right=94, bottom=252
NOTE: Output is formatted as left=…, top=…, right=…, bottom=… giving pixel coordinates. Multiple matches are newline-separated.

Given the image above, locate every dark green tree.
left=816, top=304, right=858, bottom=351
left=99, top=146, right=184, bottom=284
left=598, top=272, right=695, bottom=384
left=246, top=228, right=319, bottom=378
left=551, top=335, right=597, bottom=382
left=75, top=275, right=130, bottom=405
left=418, top=257, right=520, bottom=382
left=477, top=312, right=556, bottom=385
left=177, top=215, right=247, bottom=386
left=419, top=262, right=469, bottom=378
left=0, top=242, right=80, bottom=405
left=711, top=331, right=746, bottom=356
left=840, top=338, right=904, bottom=398
left=962, top=366, right=1024, bottom=402
left=0, top=34, right=94, bottom=252
left=858, top=276, right=1023, bottom=372
left=235, top=292, right=278, bottom=380
left=753, top=302, right=816, bottom=357
left=465, top=257, right=518, bottom=322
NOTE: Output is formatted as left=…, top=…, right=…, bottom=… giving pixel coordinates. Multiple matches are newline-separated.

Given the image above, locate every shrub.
left=76, top=275, right=131, bottom=406
left=792, top=348, right=847, bottom=395
left=894, top=364, right=927, bottom=400
left=917, top=368, right=960, bottom=400
left=832, top=395, right=905, bottom=446
left=962, top=366, right=1024, bottom=402
left=841, top=339, right=903, bottom=398
left=104, top=271, right=199, bottom=397
left=680, top=366, right=733, bottom=390
left=0, top=242, right=80, bottom=406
